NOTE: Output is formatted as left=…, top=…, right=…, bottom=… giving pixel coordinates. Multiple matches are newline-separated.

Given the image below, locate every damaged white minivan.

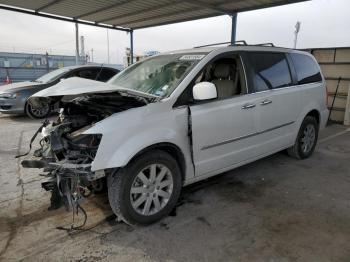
left=21, top=44, right=329, bottom=225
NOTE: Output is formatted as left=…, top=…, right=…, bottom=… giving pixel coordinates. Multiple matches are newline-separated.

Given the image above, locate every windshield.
left=108, top=53, right=206, bottom=97
left=36, top=67, right=71, bottom=83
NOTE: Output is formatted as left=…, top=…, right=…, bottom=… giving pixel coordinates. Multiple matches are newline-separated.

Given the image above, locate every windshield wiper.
left=116, top=89, right=159, bottom=104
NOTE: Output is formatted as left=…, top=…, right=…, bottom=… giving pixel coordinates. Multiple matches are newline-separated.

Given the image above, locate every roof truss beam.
left=0, top=5, right=131, bottom=32
left=0, top=0, right=309, bottom=30
left=35, top=0, right=64, bottom=12
left=75, top=0, right=136, bottom=19
left=101, top=0, right=243, bottom=26
left=124, top=0, right=308, bottom=29
left=97, top=0, right=181, bottom=24
left=113, top=0, right=238, bottom=27
left=183, top=0, right=235, bottom=15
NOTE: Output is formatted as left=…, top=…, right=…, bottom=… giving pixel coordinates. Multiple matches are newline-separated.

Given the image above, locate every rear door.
left=243, top=52, right=301, bottom=154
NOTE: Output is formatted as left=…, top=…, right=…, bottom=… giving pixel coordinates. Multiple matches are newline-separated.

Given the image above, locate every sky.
left=0, top=0, right=349, bottom=64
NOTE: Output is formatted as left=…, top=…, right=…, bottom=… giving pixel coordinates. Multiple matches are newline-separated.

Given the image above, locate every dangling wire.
left=56, top=202, right=87, bottom=233
left=56, top=169, right=88, bottom=233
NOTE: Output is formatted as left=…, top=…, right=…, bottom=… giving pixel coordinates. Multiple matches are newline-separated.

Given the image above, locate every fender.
left=83, top=102, right=195, bottom=180
left=292, top=81, right=328, bottom=140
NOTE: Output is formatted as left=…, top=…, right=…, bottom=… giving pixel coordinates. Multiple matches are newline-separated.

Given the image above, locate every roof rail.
left=194, top=41, right=277, bottom=49
left=252, top=43, right=275, bottom=47
left=230, top=40, right=248, bottom=46
left=194, top=40, right=248, bottom=48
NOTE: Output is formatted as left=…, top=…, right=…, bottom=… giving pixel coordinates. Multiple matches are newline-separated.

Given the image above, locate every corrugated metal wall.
left=306, top=47, right=350, bottom=124
left=0, top=52, right=86, bottom=83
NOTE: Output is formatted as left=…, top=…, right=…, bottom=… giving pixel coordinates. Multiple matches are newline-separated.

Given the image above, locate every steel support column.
left=75, top=22, right=79, bottom=65
left=130, top=29, right=134, bottom=65
left=231, top=13, right=237, bottom=44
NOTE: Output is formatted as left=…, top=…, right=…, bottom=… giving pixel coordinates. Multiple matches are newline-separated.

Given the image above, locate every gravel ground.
left=0, top=113, right=349, bottom=262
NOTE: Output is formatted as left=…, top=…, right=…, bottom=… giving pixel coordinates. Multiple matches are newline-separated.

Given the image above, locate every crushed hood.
left=0, top=81, right=42, bottom=93
left=31, top=77, right=157, bottom=99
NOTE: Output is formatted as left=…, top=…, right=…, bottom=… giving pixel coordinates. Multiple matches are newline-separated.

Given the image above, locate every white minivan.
left=22, top=44, right=329, bottom=225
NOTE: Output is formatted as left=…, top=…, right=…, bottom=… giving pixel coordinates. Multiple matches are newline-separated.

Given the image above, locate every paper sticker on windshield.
left=179, top=55, right=205, bottom=61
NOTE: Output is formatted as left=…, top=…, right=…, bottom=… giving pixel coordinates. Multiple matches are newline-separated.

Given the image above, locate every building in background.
left=0, top=52, right=87, bottom=83
left=123, top=48, right=160, bottom=67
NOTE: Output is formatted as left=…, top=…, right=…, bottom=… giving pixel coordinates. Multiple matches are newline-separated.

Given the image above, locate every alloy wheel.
left=130, top=164, right=173, bottom=216
left=28, top=103, right=50, bottom=118
left=301, top=124, right=316, bottom=153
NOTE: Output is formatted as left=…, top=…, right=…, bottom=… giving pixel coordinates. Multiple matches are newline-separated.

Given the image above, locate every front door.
left=190, top=94, right=259, bottom=176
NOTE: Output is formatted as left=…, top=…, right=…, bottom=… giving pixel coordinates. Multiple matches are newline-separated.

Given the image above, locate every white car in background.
left=21, top=44, right=328, bottom=225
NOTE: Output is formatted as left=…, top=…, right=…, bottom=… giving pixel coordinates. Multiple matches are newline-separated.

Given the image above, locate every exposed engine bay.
left=19, top=90, right=150, bottom=227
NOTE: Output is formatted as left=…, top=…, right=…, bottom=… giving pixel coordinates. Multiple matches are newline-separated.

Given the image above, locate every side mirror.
left=193, top=82, right=217, bottom=101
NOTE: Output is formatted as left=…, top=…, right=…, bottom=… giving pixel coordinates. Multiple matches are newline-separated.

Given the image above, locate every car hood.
left=31, top=77, right=157, bottom=100
left=0, top=81, right=42, bottom=93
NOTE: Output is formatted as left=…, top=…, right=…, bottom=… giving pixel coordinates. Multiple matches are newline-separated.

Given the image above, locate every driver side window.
left=175, top=53, right=247, bottom=106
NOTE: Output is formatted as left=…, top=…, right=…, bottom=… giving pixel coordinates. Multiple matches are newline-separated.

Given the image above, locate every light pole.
left=293, top=21, right=301, bottom=49
left=231, top=13, right=237, bottom=44
left=75, top=22, right=79, bottom=65
left=107, top=29, right=110, bottom=64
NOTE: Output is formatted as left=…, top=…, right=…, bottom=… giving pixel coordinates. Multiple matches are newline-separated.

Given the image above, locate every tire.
left=25, top=101, right=50, bottom=119
left=88, top=177, right=107, bottom=194
left=287, top=116, right=319, bottom=159
left=107, top=150, right=182, bottom=225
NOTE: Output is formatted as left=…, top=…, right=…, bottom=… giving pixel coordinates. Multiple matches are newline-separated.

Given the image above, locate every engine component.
left=19, top=90, right=148, bottom=229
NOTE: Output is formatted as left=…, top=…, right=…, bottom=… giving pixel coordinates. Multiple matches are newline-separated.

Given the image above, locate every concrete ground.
left=0, top=113, right=349, bottom=262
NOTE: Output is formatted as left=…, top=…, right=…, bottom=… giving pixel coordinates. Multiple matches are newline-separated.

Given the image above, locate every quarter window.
left=247, top=52, right=292, bottom=91
left=97, top=68, right=118, bottom=82
left=290, top=53, right=322, bottom=84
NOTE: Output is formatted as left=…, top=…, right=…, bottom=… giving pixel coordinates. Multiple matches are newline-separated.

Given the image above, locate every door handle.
left=260, top=99, right=272, bottom=106
left=241, top=103, right=256, bottom=109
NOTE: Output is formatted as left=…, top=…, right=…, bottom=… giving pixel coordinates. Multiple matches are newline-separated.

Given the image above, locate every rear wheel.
left=287, top=116, right=318, bottom=159
left=107, top=150, right=182, bottom=225
left=25, top=102, right=50, bottom=119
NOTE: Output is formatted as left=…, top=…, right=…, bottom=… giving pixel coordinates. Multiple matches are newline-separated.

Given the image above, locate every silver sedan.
left=0, top=65, right=119, bottom=118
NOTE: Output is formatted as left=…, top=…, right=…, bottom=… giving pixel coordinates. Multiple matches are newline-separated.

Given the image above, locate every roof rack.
left=252, top=43, right=275, bottom=47
left=194, top=41, right=277, bottom=49
left=194, top=40, right=247, bottom=48
left=230, top=40, right=248, bottom=46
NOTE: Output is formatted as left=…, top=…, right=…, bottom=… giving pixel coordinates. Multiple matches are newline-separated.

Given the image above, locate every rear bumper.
left=320, top=109, right=329, bottom=129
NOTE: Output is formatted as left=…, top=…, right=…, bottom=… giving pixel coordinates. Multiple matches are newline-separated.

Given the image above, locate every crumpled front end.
left=20, top=85, right=149, bottom=212
left=30, top=118, right=104, bottom=210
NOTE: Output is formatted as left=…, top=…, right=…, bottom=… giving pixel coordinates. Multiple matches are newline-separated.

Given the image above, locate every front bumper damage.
left=17, top=78, right=151, bottom=228
left=19, top=119, right=106, bottom=213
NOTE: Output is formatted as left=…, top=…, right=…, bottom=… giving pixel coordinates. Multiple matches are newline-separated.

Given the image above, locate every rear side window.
left=75, top=68, right=100, bottom=80
left=290, top=53, right=322, bottom=84
left=246, top=52, right=292, bottom=92
left=97, top=68, right=118, bottom=82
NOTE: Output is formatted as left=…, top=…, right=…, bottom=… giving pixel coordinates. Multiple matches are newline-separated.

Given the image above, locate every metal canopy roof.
left=0, top=0, right=307, bottom=31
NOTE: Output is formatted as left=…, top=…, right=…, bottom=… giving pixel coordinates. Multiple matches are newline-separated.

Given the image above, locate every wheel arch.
left=131, top=142, right=187, bottom=182
left=305, top=109, right=320, bottom=125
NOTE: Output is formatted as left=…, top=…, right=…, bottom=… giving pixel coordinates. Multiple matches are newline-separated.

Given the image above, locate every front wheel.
left=107, top=150, right=182, bottom=225
left=25, top=102, right=50, bottom=119
left=287, top=116, right=319, bottom=159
